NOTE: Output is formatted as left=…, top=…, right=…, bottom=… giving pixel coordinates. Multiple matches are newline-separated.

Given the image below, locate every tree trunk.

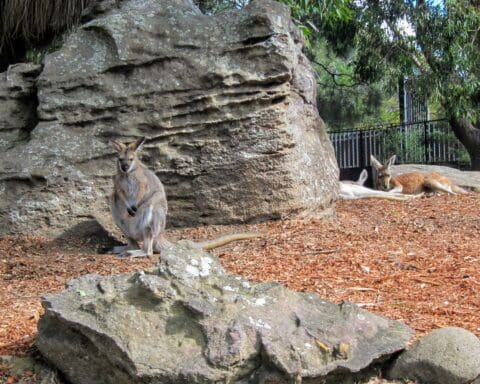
left=449, top=117, right=480, bottom=170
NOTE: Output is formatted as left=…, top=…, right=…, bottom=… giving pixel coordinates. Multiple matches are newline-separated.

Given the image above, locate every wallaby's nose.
left=121, top=164, right=129, bottom=172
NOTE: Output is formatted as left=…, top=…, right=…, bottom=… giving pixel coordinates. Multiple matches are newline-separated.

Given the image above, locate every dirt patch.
left=1, top=194, right=479, bottom=357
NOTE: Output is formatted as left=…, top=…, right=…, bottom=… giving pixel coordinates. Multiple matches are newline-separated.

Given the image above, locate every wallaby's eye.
left=128, top=157, right=134, bottom=161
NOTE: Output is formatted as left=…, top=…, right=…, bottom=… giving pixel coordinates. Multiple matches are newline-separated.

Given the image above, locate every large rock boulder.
left=0, top=355, right=63, bottom=384
left=37, top=242, right=412, bottom=384
left=0, top=63, right=41, bottom=151
left=387, top=327, right=480, bottom=384
left=0, top=0, right=338, bottom=237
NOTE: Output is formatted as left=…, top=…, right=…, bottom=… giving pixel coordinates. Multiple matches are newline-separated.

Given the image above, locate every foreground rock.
left=0, top=0, right=338, bottom=238
left=0, top=355, right=62, bottom=384
left=37, top=242, right=412, bottom=384
left=392, top=164, right=480, bottom=192
left=387, top=327, right=480, bottom=384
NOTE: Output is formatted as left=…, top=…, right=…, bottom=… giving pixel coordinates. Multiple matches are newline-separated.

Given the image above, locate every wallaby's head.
left=370, top=155, right=396, bottom=191
left=111, top=137, right=146, bottom=173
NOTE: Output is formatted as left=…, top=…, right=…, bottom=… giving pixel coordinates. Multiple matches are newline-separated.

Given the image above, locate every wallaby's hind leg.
left=119, top=208, right=160, bottom=258
left=153, top=233, right=169, bottom=253
left=150, top=207, right=167, bottom=254
left=119, top=238, right=152, bottom=258
left=144, top=233, right=154, bottom=256
left=424, top=178, right=455, bottom=195
left=110, top=238, right=139, bottom=254
left=120, top=249, right=149, bottom=258
left=119, top=234, right=153, bottom=258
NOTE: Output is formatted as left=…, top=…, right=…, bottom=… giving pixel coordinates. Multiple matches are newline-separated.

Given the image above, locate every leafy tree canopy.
left=312, top=38, right=399, bottom=130
left=350, top=0, right=480, bottom=167
left=352, top=0, right=480, bottom=120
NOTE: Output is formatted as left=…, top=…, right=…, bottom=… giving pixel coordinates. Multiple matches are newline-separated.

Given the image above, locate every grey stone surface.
left=0, top=63, right=41, bottom=150
left=37, top=242, right=413, bottom=384
left=0, top=0, right=338, bottom=238
left=392, top=164, right=480, bottom=192
left=0, top=355, right=63, bottom=384
left=387, top=327, right=480, bottom=384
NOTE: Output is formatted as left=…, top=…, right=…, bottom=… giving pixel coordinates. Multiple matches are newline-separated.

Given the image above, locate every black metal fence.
left=329, top=119, right=469, bottom=170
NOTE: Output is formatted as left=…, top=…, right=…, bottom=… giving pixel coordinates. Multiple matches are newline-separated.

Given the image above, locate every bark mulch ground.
left=1, top=194, right=479, bottom=360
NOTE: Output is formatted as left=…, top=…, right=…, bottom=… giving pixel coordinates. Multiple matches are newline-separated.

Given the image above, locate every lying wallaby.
left=370, top=155, right=467, bottom=195
left=110, top=137, right=260, bottom=257
left=111, top=137, right=168, bottom=257
left=339, top=169, right=420, bottom=200
left=341, top=169, right=369, bottom=186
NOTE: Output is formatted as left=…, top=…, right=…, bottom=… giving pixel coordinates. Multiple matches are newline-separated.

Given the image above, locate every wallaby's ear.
left=130, top=137, right=146, bottom=152
left=386, top=154, right=397, bottom=168
left=111, top=140, right=126, bottom=152
left=370, top=155, right=383, bottom=170
left=357, top=169, right=368, bottom=185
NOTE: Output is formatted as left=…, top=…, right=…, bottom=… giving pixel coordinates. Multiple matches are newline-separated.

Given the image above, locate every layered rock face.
left=0, top=64, right=41, bottom=150
left=37, top=241, right=413, bottom=384
left=0, top=0, right=338, bottom=237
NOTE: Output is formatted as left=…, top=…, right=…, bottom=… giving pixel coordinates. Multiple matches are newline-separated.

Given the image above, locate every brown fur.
left=371, top=155, right=468, bottom=195
left=339, top=169, right=423, bottom=200
left=111, top=137, right=168, bottom=257
left=110, top=138, right=261, bottom=257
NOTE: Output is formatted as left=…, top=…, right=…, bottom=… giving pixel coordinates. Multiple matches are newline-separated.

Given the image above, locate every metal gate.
left=329, top=119, right=468, bottom=170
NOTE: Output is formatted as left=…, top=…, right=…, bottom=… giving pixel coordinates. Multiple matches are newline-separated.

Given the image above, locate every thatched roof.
left=0, top=0, right=98, bottom=68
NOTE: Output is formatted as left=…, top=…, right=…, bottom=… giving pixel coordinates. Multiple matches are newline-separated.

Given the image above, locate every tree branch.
left=382, top=17, right=428, bottom=74
left=312, top=59, right=363, bottom=87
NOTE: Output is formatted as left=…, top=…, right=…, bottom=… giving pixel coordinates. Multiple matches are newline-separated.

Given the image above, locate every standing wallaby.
left=370, top=154, right=467, bottom=195
left=111, top=137, right=168, bottom=257
left=110, top=137, right=261, bottom=257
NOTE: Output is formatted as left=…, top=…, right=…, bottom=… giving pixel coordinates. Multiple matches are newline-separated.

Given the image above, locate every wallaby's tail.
left=198, top=233, right=261, bottom=251
left=359, top=193, right=423, bottom=201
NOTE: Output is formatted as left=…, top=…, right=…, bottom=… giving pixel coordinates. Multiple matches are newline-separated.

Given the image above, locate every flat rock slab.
left=37, top=242, right=412, bottom=384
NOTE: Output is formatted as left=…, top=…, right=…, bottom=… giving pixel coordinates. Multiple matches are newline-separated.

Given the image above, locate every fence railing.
left=329, top=119, right=469, bottom=169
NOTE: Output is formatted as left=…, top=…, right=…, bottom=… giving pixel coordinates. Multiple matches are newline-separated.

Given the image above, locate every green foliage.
left=193, top=0, right=354, bottom=50
left=24, top=49, right=43, bottom=65
left=24, top=36, right=64, bottom=65
left=279, top=0, right=353, bottom=48
left=312, top=37, right=400, bottom=131
left=384, top=128, right=425, bottom=163
left=352, top=0, right=480, bottom=123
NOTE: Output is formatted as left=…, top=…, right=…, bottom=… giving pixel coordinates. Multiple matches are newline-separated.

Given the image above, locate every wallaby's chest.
left=117, top=174, right=146, bottom=202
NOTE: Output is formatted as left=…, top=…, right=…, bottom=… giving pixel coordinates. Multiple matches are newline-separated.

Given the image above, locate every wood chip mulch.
left=1, top=194, right=479, bottom=358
